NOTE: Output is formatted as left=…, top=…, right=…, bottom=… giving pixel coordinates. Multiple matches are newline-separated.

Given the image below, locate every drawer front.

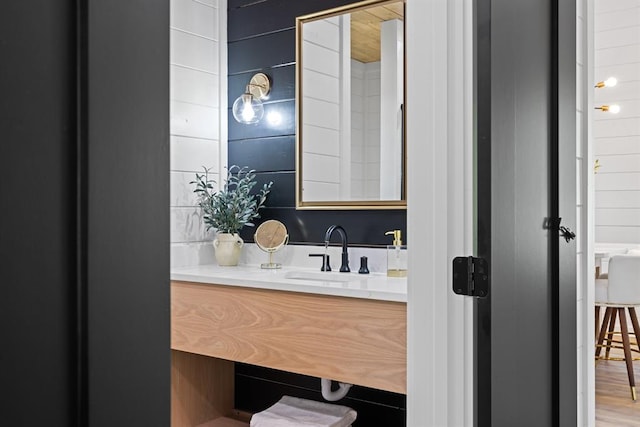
left=171, top=281, right=407, bottom=394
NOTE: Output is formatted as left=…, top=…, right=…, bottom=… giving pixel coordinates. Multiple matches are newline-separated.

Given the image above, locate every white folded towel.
left=250, top=395, right=357, bottom=427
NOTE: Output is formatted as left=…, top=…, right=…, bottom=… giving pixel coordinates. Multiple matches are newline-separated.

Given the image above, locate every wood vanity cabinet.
left=171, top=280, right=407, bottom=426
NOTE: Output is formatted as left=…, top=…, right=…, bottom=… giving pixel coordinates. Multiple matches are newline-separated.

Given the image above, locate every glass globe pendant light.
left=232, top=86, right=264, bottom=124
left=231, top=73, right=271, bottom=124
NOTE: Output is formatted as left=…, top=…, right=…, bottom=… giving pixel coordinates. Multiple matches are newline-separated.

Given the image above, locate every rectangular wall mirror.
left=296, top=0, right=406, bottom=210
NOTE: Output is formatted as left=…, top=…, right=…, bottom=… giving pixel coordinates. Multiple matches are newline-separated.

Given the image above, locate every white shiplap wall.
left=351, top=59, right=366, bottom=198
left=301, top=16, right=344, bottom=201
left=351, top=60, right=381, bottom=200
left=593, top=0, right=640, bottom=244
left=364, top=63, right=381, bottom=199
left=170, top=0, right=226, bottom=267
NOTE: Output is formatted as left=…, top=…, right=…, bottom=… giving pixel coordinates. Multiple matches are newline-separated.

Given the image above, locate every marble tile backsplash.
left=172, top=240, right=388, bottom=274
left=171, top=241, right=216, bottom=268
left=169, top=207, right=215, bottom=244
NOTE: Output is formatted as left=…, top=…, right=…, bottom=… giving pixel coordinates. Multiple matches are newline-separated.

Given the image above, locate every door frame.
left=406, top=0, right=473, bottom=425
left=580, top=0, right=596, bottom=425
left=406, top=0, right=585, bottom=425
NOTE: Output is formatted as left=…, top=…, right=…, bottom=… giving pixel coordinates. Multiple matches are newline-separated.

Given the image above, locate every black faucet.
left=324, top=225, right=350, bottom=272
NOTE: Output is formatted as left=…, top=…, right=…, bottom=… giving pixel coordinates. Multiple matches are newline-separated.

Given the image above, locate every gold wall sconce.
left=232, top=73, right=271, bottom=124
left=594, top=159, right=601, bottom=174
left=595, top=104, right=621, bottom=114
left=594, top=76, right=617, bottom=88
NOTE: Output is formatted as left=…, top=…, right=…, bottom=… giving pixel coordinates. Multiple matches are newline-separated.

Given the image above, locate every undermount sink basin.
left=284, top=270, right=361, bottom=283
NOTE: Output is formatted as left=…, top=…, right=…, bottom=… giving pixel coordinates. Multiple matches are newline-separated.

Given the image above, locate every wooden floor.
left=596, top=313, right=640, bottom=427
left=596, top=358, right=640, bottom=426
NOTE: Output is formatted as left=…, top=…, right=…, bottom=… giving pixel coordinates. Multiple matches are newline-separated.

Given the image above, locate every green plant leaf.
left=190, top=165, right=273, bottom=235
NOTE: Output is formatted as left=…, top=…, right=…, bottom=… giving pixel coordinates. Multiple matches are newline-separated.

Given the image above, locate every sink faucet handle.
left=309, top=253, right=331, bottom=271
left=358, top=256, right=370, bottom=274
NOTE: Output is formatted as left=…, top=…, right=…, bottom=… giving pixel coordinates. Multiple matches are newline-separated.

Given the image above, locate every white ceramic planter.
left=213, top=233, right=244, bottom=266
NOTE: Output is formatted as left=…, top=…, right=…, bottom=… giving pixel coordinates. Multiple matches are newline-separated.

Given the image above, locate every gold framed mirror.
left=254, top=220, right=289, bottom=269
left=296, top=0, right=406, bottom=210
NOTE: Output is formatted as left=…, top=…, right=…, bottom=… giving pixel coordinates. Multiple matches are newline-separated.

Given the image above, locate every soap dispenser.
left=385, top=230, right=407, bottom=277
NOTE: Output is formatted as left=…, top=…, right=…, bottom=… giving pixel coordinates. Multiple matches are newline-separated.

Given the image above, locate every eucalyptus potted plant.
left=192, top=165, right=273, bottom=266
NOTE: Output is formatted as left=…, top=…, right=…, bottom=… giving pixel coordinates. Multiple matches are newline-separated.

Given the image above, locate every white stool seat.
left=250, top=396, right=357, bottom=427
left=595, top=254, right=640, bottom=400
left=595, top=279, right=608, bottom=304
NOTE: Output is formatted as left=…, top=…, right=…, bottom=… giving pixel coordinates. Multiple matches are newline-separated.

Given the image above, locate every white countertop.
left=171, top=264, right=407, bottom=302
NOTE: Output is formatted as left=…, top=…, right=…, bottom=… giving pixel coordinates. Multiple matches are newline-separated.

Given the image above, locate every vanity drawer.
left=171, top=280, right=406, bottom=394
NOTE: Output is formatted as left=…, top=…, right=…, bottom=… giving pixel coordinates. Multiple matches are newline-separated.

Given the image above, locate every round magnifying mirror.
left=254, top=220, right=289, bottom=269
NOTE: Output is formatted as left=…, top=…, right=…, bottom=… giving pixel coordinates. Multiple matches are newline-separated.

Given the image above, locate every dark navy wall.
left=228, top=0, right=407, bottom=247
left=235, top=364, right=406, bottom=426
left=228, top=2, right=406, bottom=424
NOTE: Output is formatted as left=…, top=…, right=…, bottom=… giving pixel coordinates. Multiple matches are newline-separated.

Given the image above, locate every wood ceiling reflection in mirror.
left=350, top=2, right=404, bottom=63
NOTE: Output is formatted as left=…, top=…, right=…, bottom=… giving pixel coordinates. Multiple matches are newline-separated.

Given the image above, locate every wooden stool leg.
left=605, top=308, right=618, bottom=360
left=628, top=307, right=640, bottom=353
left=595, top=306, right=601, bottom=341
left=618, top=308, right=637, bottom=400
left=596, top=307, right=613, bottom=359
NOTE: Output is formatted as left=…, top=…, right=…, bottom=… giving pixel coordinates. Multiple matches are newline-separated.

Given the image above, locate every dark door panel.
left=0, top=2, right=77, bottom=424
left=1, top=1, right=170, bottom=425
left=474, top=0, right=576, bottom=425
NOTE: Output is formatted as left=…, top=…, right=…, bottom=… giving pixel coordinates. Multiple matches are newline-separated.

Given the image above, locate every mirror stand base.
left=261, top=262, right=282, bottom=270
